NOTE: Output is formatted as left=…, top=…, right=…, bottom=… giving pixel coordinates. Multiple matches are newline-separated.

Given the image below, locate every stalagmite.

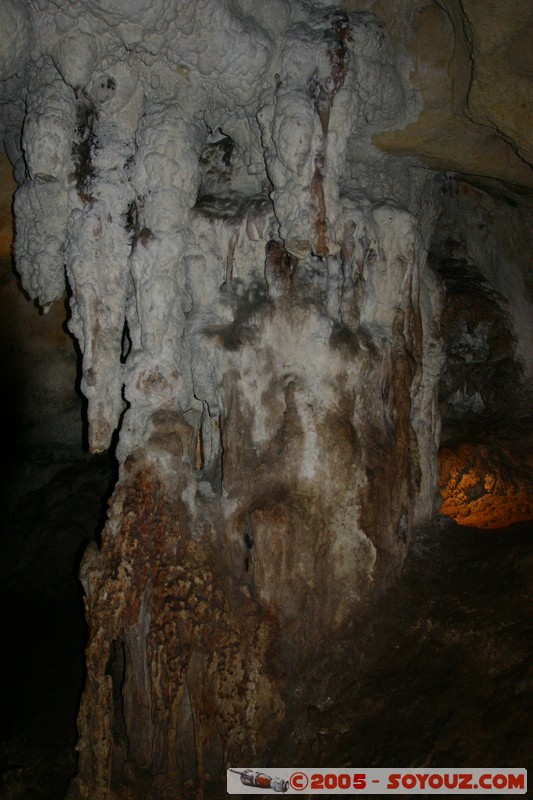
left=3, top=1, right=531, bottom=798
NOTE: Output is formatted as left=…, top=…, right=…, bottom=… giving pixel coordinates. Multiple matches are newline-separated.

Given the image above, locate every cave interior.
left=0, top=1, right=532, bottom=798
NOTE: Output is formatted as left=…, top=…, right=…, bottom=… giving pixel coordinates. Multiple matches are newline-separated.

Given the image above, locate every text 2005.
left=310, top=773, right=366, bottom=790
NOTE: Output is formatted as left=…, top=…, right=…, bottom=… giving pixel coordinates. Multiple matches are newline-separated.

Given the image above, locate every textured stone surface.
left=0, top=3, right=439, bottom=796
left=0, top=2, right=532, bottom=798
left=3, top=476, right=531, bottom=796
left=460, top=0, right=533, bottom=168
left=360, top=0, right=533, bottom=193
left=440, top=443, right=533, bottom=529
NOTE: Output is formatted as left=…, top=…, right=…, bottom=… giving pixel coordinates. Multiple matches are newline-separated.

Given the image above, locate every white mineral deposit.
left=1, top=2, right=532, bottom=798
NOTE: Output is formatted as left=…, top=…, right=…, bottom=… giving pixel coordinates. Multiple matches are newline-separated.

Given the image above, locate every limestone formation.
left=366, top=0, right=533, bottom=192
left=1, top=1, right=532, bottom=798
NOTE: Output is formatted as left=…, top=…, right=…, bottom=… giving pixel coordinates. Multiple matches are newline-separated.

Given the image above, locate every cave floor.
left=0, top=457, right=531, bottom=798
left=291, top=519, right=533, bottom=773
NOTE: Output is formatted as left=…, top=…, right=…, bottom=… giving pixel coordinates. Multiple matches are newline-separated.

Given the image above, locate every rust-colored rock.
left=74, top=458, right=285, bottom=800
left=440, top=443, right=533, bottom=529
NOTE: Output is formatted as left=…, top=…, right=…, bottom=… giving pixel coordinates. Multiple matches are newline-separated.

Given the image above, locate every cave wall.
left=367, top=0, right=533, bottom=193
left=430, top=180, right=533, bottom=528
left=1, top=1, right=532, bottom=798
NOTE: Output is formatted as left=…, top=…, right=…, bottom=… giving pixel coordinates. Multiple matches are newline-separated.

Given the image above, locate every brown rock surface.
left=351, top=0, right=533, bottom=192
left=0, top=153, right=14, bottom=261
left=461, top=0, right=533, bottom=168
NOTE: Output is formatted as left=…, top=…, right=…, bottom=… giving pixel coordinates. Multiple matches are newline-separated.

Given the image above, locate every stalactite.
left=0, top=2, right=456, bottom=797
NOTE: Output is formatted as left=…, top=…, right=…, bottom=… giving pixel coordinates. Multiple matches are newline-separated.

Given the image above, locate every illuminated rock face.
left=1, top=1, right=530, bottom=797
left=439, top=443, right=533, bottom=529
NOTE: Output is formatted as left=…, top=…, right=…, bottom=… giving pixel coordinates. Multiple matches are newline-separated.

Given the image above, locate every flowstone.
left=0, top=1, right=446, bottom=796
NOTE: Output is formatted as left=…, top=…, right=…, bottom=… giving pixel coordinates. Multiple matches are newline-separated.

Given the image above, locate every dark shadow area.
left=272, top=517, right=533, bottom=774
left=0, top=191, right=119, bottom=798
left=62, top=286, right=91, bottom=455
left=0, top=450, right=113, bottom=800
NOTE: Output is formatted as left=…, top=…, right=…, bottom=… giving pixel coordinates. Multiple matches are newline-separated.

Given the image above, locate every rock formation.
left=1, top=1, right=532, bottom=798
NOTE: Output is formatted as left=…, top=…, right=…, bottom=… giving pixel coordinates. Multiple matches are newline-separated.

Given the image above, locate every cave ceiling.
left=343, top=0, right=533, bottom=199
left=1, top=0, right=533, bottom=202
